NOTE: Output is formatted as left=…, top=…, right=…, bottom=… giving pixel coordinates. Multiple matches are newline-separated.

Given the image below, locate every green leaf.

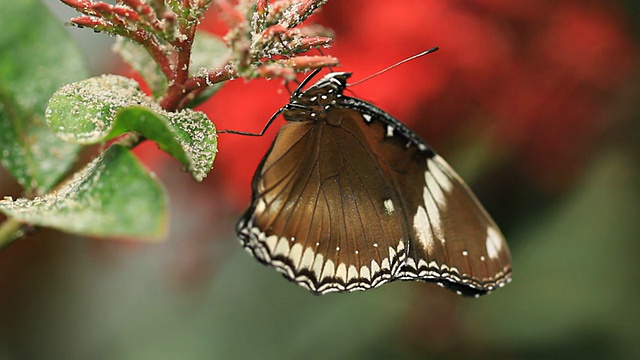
left=46, top=76, right=217, bottom=180
left=188, top=31, right=231, bottom=107
left=118, top=107, right=218, bottom=181
left=191, top=32, right=231, bottom=72
left=46, top=75, right=154, bottom=144
left=0, top=145, right=167, bottom=239
left=0, top=0, right=86, bottom=194
left=114, top=38, right=168, bottom=99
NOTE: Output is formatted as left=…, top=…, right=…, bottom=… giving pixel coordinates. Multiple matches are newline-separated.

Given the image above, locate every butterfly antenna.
left=220, top=68, right=324, bottom=136
left=218, top=107, right=284, bottom=136
left=292, top=67, right=323, bottom=97
left=316, top=48, right=336, bottom=73
left=348, top=47, right=439, bottom=87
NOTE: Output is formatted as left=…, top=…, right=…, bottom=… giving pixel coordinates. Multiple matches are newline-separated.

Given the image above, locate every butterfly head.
left=305, top=72, right=351, bottom=93
left=283, top=72, right=352, bottom=122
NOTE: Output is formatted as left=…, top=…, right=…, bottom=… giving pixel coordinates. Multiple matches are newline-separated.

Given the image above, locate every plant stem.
left=0, top=218, right=24, bottom=249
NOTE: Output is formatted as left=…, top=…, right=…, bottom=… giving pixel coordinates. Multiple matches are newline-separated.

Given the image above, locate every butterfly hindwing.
left=342, top=99, right=511, bottom=296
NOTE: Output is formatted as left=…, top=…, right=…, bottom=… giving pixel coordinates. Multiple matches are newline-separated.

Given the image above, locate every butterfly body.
left=237, top=71, right=511, bottom=296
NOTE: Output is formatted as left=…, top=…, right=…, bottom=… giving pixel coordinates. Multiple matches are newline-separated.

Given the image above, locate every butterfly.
left=236, top=50, right=512, bottom=296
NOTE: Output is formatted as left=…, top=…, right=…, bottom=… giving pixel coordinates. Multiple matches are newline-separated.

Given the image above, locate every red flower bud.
left=59, top=0, right=91, bottom=10
left=297, top=36, right=332, bottom=49
left=111, top=6, right=141, bottom=21
left=282, top=55, right=339, bottom=70
left=279, top=0, right=327, bottom=27
left=70, top=16, right=110, bottom=30
left=262, top=25, right=289, bottom=39
left=120, top=0, right=156, bottom=18
left=255, top=64, right=297, bottom=80
left=91, top=2, right=112, bottom=16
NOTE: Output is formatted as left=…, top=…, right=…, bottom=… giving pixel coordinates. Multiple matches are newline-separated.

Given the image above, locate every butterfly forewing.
left=399, top=154, right=511, bottom=295
left=237, top=72, right=512, bottom=296
left=239, top=108, right=411, bottom=293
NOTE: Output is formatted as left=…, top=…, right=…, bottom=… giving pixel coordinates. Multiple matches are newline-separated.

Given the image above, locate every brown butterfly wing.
left=238, top=107, right=413, bottom=293
left=396, top=154, right=512, bottom=295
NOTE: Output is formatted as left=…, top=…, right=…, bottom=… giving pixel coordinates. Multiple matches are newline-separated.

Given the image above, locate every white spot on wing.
left=486, top=227, right=503, bottom=259
left=255, top=199, right=266, bottom=213
left=381, top=258, right=390, bottom=270
left=405, top=257, right=416, bottom=270
left=360, top=266, right=371, bottom=280
left=299, top=247, right=315, bottom=270
left=336, top=263, right=347, bottom=281
left=383, top=199, right=395, bottom=215
left=371, top=260, right=380, bottom=274
left=363, top=114, right=372, bottom=123
left=289, top=243, right=303, bottom=268
left=347, top=265, right=358, bottom=280
left=428, top=158, right=453, bottom=192
left=386, top=125, right=394, bottom=137
left=273, top=237, right=290, bottom=256
left=425, top=172, right=446, bottom=207
left=422, top=184, right=444, bottom=242
left=265, top=235, right=278, bottom=252
left=321, top=260, right=335, bottom=280
left=312, top=253, right=324, bottom=277
left=413, top=206, right=435, bottom=253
